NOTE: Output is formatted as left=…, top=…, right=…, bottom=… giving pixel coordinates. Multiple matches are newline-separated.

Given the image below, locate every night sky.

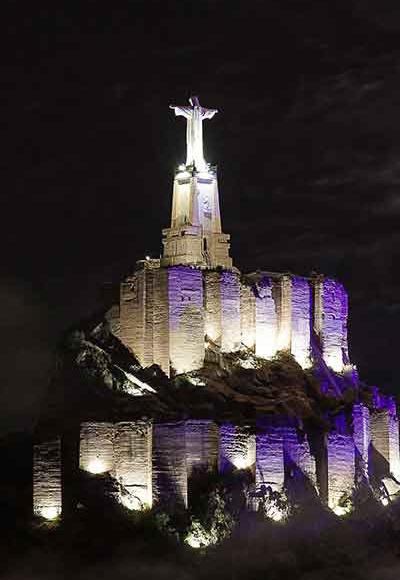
left=3, top=0, right=400, bottom=434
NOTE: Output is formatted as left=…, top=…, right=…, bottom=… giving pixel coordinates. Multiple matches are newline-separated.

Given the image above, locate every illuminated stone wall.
left=326, top=432, right=355, bottom=511
left=79, top=422, right=115, bottom=475
left=204, top=271, right=220, bottom=343
left=254, top=276, right=278, bottom=359
left=185, top=420, right=219, bottom=478
left=314, top=277, right=349, bottom=373
left=119, top=262, right=351, bottom=377
left=152, top=268, right=170, bottom=374
left=168, top=266, right=204, bottom=374
left=276, top=275, right=292, bottom=352
left=33, top=438, right=62, bottom=519
left=120, top=274, right=145, bottom=363
left=352, top=403, right=370, bottom=480
left=291, top=277, right=311, bottom=369
left=255, top=422, right=285, bottom=492
left=371, top=409, right=400, bottom=480
left=219, top=423, right=256, bottom=473
left=114, top=421, right=153, bottom=509
left=152, top=422, right=188, bottom=508
left=204, top=270, right=240, bottom=352
left=240, top=282, right=256, bottom=349
left=283, top=428, right=317, bottom=488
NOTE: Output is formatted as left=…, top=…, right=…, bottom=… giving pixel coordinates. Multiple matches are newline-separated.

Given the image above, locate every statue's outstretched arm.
left=169, top=105, right=192, bottom=119
left=201, top=108, right=218, bottom=120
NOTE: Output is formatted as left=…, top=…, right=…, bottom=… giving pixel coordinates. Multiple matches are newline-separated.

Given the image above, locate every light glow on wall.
left=87, top=457, right=107, bottom=474
left=39, top=506, right=61, bottom=520
left=231, top=455, right=254, bottom=470
left=267, top=505, right=285, bottom=522
left=326, top=353, right=344, bottom=374
left=332, top=505, right=351, bottom=517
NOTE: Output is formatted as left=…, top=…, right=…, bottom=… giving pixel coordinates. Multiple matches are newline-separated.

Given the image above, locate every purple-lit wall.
left=314, top=278, right=349, bottom=373
left=219, top=423, right=256, bottom=473
left=352, top=403, right=370, bottom=480
left=256, top=422, right=285, bottom=492
left=185, top=420, right=219, bottom=478
left=254, top=276, right=278, bottom=359
left=152, top=422, right=188, bottom=508
left=326, top=432, right=355, bottom=510
left=291, top=277, right=311, bottom=369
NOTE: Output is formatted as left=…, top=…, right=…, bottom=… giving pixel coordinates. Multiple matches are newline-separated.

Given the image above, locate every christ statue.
left=170, top=96, right=218, bottom=169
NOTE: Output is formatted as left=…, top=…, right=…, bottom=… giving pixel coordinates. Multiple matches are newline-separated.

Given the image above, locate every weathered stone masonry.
left=33, top=438, right=62, bottom=519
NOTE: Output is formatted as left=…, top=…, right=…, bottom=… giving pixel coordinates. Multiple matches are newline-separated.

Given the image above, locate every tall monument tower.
left=162, top=96, right=232, bottom=269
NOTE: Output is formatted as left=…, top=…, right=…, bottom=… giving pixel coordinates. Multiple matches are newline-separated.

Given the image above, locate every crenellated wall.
left=37, top=402, right=398, bottom=519
left=33, top=438, right=62, bottom=520
left=118, top=262, right=350, bottom=376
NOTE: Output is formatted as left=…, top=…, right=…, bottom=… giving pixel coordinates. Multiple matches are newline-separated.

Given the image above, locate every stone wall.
left=352, top=403, right=370, bottom=480
left=204, top=270, right=241, bottom=352
left=33, top=438, right=62, bottom=519
left=240, top=282, right=256, bottom=349
left=120, top=275, right=145, bottom=363
left=119, top=261, right=351, bottom=377
left=283, top=428, right=317, bottom=489
left=79, top=422, right=115, bottom=475
left=314, top=277, right=348, bottom=373
left=185, top=420, right=219, bottom=478
left=114, top=421, right=153, bottom=510
left=276, top=275, right=292, bottom=352
left=152, top=268, right=170, bottom=374
left=254, top=276, right=278, bottom=359
left=219, top=423, right=256, bottom=473
left=255, top=422, right=285, bottom=492
left=168, top=266, right=204, bottom=374
left=291, top=276, right=311, bottom=369
left=326, top=432, right=355, bottom=511
left=152, top=422, right=188, bottom=508
left=370, top=409, right=400, bottom=480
